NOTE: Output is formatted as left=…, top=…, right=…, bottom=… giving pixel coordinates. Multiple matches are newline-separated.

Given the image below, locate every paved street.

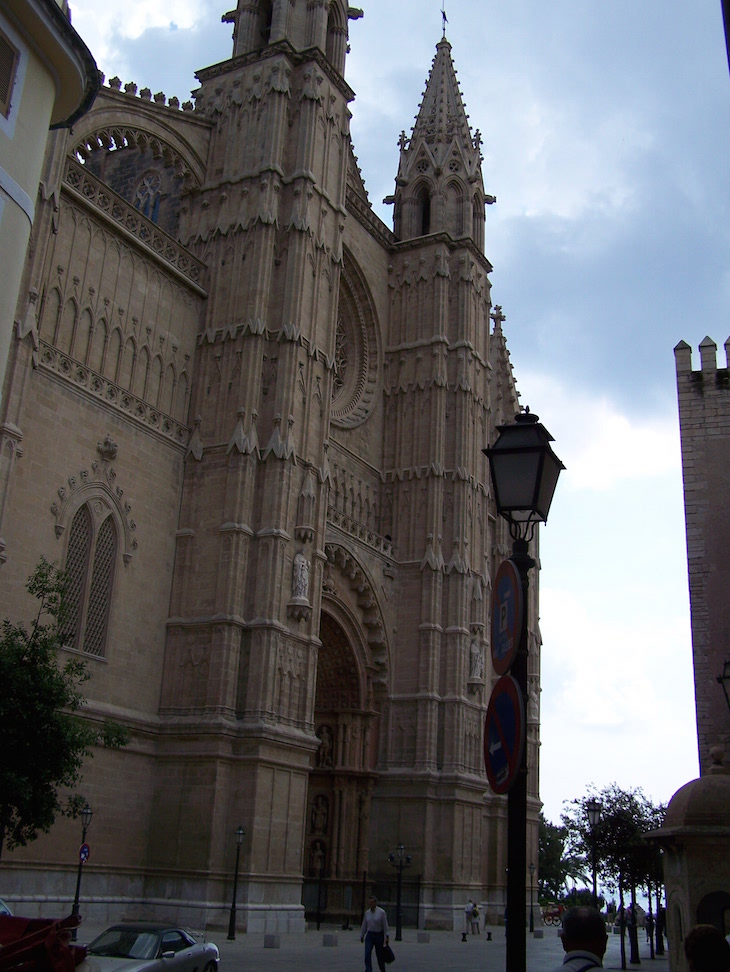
left=79, top=921, right=671, bottom=972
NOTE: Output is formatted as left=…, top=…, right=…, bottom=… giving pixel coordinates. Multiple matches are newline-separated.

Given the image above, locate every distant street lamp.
left=388, top=843, right=412, bottom=942
left=586, top=798, right=602, bottom=908
left=529, top=862, right=536, bottom=932
left=70, top=805, right=93, bottom=940
left=717, top=660, right=730, bottom=711
left=227, top=826, right=245, bottom=941
left=483, top=409, right=564, bottom=972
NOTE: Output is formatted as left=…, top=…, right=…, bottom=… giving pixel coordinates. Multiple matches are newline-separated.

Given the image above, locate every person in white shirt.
left=550, top=906, right=608, bottom=972
left=360, top=895, right=390, bottom=972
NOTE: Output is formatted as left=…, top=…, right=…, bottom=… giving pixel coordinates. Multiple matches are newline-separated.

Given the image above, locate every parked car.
left=0, top=899, right=12, bottom=916
left=84, top=923, right=219, bottom=972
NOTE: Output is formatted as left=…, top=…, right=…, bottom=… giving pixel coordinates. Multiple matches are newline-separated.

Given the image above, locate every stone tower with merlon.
left=675, top=337, right=730, bottom=774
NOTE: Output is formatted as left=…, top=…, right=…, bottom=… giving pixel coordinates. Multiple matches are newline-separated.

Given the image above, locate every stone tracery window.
left=133, top=169, right=162, bottom=223
left=60, top=500, right=118, bottom=657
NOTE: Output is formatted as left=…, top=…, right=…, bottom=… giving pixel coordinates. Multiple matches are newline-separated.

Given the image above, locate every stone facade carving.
left=0, top=7, right=540, bottom=935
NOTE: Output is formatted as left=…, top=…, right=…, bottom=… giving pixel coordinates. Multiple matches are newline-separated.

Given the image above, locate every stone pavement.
left=78, top=921, right=672, bottom=972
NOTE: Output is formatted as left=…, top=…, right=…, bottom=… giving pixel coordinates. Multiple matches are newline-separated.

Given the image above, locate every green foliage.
left=538, top=810, right=590, bottom=902
left=561, top=783, right=666, bottom=901
left=0, top=559, right=128, bottom=858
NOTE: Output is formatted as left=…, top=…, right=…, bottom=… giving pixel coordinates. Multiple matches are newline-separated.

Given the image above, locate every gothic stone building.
left=0, top=0, right=542, bottom=932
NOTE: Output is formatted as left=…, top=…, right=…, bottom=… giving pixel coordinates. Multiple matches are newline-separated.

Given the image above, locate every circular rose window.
left=330, top=262, right=379, bottom=429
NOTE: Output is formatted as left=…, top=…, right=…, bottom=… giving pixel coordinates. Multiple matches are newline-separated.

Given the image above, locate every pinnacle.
left=410, top=36, right=474, bottom=150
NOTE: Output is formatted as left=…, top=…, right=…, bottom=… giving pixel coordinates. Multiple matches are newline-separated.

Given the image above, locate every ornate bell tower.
left=377, top=35, right=503, bottom=913
left=153, top=0, right=359, bottom=930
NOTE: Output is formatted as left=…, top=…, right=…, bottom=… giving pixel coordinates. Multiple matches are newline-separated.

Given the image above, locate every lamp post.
left=388, top=843, right=412, bottom=942
left=529, top=862, right=535, bottom=932
left=586, top=798, right=601, bottom=909
left=717, top=660, right=730, bottom=711
left=483, top=409, right=564, bottom=972
left=227, top=825, right=245, bottom=941
left=70, top=805, right=93, bottom=939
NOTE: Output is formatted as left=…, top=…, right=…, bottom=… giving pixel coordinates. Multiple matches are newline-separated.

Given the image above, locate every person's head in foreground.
left=560, top=906, right=608, bottom=960
left=684, top=924, right=730, bottom=972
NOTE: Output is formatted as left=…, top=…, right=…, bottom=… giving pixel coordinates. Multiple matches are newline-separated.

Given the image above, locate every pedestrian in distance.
left=360, top=895, right=390, bottom=972
left=465, top=898, right=475, bottom=935
left=549, top=905, right=608, bottom=972
left=470, top=901, right=480, bottom=935
left=684, top=924, right=730, bottom=972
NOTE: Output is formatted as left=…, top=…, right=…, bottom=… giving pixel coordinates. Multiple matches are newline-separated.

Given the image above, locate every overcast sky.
left=67, top=0, right=730, bottom=828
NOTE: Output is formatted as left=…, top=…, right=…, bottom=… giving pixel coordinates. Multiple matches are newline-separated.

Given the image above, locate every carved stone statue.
left=469, top=636, right=484, bottom=680
left=292, top=550, right=310, bottom=600
left=316, top=724, right=333, bottom=767
left=311, top=794, right=329, bottom=834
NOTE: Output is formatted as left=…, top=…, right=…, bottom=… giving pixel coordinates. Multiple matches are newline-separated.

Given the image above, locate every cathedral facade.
left=0, top=0, right=542, bottom=932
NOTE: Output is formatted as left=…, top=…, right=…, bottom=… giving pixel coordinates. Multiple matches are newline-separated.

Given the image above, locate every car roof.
left=96, top=923, right=186, bottom=933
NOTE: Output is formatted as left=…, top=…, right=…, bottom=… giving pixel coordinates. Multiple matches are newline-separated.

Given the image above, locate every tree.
left=0, top=559, right=128, bottom=860
left=562, top=784, right=666, bottom=969
left=538, top=812, right=588, bottom=902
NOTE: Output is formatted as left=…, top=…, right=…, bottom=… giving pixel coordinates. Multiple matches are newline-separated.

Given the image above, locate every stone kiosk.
left=649, top=748, right=730, bottom=972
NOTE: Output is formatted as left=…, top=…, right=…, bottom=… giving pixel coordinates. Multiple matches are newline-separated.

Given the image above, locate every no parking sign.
left=483, top=675, right=525, bottom=794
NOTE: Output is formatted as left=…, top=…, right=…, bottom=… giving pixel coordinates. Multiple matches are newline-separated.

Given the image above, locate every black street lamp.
left=227, top=825, right=245, bottom=941
left=717, top=660, right=730, bottom=711
left=70, top=805, right=93, bottom=939
left=388, top=843, right=412, bottom=942
left=529, top=862, right=535, bottom=932
left=483, top=409, right=564, bottom=972
left=586, top=798, right=601, bottom=908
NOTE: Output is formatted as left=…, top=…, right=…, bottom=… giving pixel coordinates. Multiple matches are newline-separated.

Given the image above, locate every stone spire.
left=392, top=36, right=489, bottom=246
left=410, top=37, right=477, bottom=166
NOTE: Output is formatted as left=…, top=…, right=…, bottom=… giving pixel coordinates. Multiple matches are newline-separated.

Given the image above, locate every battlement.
left=675, top=336, right=730, bottom=375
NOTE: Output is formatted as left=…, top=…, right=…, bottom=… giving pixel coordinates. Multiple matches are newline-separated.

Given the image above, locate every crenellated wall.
left=675, top=336, right=730, bottom=774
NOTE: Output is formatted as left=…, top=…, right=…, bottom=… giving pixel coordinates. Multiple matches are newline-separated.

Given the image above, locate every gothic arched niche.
left=330, top=249, right=381, bottom=429
left=317, top=612, right=360, bottom=712
left=307, top=608, right=377, bottom=887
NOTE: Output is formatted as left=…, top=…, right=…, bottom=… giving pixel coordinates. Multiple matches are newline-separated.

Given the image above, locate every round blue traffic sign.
left=484, top=675, right=525, bottom=794
left=491, top=559, right=522, bottom=676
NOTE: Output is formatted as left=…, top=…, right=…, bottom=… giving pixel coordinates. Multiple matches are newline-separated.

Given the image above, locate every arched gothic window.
left=417, top=185, right=431, bottom=236
left=258, top=0, right=273, bottom=47
left=60, top=501, right=118, bottom=657
left=133, top=170, right=162, bottom=223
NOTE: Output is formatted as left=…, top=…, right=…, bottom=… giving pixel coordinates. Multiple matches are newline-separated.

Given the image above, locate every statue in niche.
left=310, top=839, right=326, bottom=876
left=292, top=550, right=310, bottom=600
left=469, top=636, right=484, bottom=681
left=311, top=794, right=329, bottom=834
left=316, top=725, right=333, bottom=767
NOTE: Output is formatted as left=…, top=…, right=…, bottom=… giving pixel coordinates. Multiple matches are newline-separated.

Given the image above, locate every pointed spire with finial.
left=391, top=25, right=491, bottom=246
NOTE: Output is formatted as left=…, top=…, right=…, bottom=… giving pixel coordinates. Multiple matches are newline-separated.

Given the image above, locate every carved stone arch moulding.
left=330, top=247, right=381, bottom=429
left=68, top=102, right=208, bottom=190
left=322, top=542, right=389, bottom=685
left=50, top=436, right=138, bottom=565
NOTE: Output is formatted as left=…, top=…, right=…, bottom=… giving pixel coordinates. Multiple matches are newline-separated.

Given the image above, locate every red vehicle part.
left=0, top=914, right=87, bottom=971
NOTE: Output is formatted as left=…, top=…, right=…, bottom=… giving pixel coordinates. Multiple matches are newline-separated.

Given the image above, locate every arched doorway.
left=303, top=611, right=378, bottom=925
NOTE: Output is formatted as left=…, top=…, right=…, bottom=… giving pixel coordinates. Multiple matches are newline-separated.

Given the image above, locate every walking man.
left=361, top=895, right=390, bottom=972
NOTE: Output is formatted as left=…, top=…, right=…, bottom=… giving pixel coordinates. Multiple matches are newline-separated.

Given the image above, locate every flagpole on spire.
left=441, top=1, right=448, bottom=37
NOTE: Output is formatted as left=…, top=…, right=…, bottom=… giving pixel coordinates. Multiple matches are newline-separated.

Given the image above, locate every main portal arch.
left=303, top=607, right=380, bottom=923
